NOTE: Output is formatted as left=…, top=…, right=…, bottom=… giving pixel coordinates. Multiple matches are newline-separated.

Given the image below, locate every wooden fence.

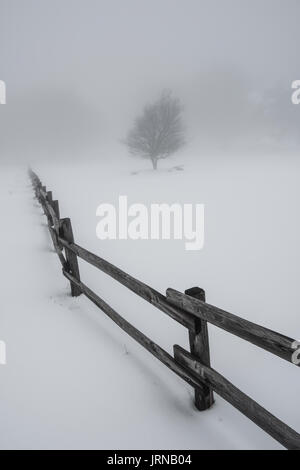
left=29, top=169, right=300, bottom=450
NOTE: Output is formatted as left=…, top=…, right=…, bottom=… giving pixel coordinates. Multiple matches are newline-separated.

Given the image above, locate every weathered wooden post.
left=40, top=186, right=47, bottom=214
left=59, top=218, right=81, bottom=297
left=185, top=287, right=214, bottom=410
left=51, top=200, right=62, bottom=249
left=46, top=191, right=53, bottom=204
left=52, top=200, right=60, bottom=221
left=45, top=198, right=66, bottom=268
left=34, top=181, right=41, bottom=199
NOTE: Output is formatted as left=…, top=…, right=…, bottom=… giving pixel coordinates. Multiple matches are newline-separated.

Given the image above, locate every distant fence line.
left=29, top=168, right=300, bottom=450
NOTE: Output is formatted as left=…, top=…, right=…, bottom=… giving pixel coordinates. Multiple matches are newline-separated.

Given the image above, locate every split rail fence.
left=29, top=169, right=300, bottom=450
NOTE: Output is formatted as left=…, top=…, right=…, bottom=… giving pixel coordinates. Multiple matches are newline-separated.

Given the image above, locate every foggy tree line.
left=1, top=71, right=299, bottom=165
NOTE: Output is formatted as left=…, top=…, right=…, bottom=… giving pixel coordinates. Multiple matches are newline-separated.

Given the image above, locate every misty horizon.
left=1, top=0, right=300, bottom=162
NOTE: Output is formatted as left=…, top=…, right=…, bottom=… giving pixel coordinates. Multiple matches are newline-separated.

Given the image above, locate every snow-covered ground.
left=1, top=154, right=299, bottom=449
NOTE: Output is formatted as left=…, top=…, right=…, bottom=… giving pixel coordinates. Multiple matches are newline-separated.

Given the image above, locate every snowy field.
left=1, top=153, right=299, bottom=449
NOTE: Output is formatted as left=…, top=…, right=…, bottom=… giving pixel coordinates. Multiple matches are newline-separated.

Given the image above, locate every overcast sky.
left=1, top=0, right=300, bottom=161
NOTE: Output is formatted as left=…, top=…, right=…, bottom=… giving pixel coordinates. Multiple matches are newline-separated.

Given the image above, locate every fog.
left=1, top=2, right=300, bottom=450
left=1, top=0, right=300, bottom=163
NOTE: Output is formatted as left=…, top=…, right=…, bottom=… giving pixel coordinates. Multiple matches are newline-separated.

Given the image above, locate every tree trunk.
left=151, top=158, right=158, bottom=170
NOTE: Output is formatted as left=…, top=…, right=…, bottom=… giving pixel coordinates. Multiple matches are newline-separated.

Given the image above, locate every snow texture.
left=0, top=155, right=299, bottom=449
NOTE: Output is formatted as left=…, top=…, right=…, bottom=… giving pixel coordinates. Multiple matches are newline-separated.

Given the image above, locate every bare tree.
left=125, top=90, right=185, bottom=170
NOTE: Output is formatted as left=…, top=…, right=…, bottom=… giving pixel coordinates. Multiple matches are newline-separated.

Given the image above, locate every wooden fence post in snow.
left=52, top=200, right=60, bottom=221
left=51, top=200, right=62, bottom=249
left=185, top=287, right=214, bottom=410
left=59, top=218, right=81, bottom=297
left=46, top=191, right=53, bottom=204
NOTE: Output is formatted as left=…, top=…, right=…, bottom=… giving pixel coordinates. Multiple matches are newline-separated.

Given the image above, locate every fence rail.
left=29, top=168, right=300, bottom=450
